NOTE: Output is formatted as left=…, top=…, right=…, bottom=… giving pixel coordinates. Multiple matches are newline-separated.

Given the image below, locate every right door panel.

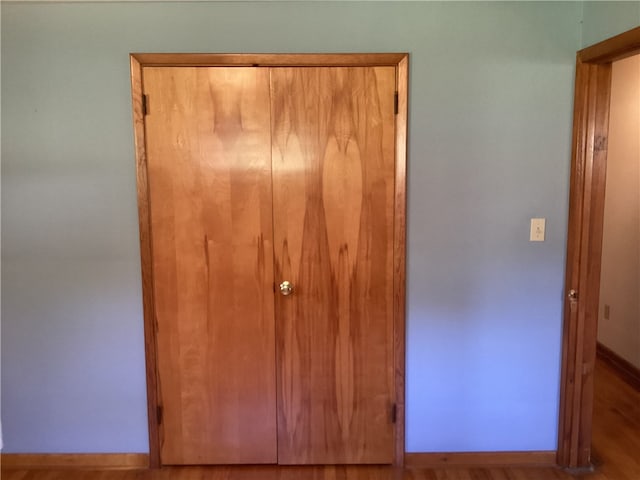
left=271, top=66, right=397, bottom=464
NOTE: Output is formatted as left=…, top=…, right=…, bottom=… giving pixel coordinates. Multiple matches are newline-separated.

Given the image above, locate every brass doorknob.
left=280, top=281, right=293, bottom=296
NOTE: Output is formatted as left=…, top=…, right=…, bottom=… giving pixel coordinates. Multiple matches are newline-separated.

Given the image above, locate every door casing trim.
left=557, top=26, right=640, bottom=468
left=130, top=52, right=409, bottom=468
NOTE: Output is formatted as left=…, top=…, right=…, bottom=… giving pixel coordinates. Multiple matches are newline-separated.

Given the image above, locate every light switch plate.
left=530, top=218, right=545, bottom=242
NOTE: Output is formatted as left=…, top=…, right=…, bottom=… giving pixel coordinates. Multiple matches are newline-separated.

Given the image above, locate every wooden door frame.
left=129, top=53, right=409, bottom=468
left=557, top=27, right=640, bottom=469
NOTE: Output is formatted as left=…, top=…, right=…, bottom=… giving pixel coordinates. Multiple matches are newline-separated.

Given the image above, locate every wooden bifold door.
left=130, top=54, right=408, bottom=467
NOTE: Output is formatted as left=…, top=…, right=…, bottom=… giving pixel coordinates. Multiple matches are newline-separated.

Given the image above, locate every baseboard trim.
left=597, top=342, right=640, bottom=391
left=1, top=453, right=149, bottom=470
left=405, top=451, right=557, bottom=467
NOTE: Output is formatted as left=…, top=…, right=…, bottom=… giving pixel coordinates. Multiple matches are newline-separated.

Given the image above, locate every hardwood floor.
left=0, top=466, right=601, bottom=480
left=3, top=359, right=638, bottom=480
left=590, top=358, right=640, bottom=480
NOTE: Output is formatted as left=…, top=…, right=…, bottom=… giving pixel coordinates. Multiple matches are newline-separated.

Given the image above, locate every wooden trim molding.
left=130, top=53, right=407, bottom=67
left=130, top=54, right=161, bottom=469
left=130, top=52, right=409, bottom=467
left=0, top=454, right=149, bottom=470
left=597, top=342, right=640, bottom=391
left=393, top=54, right=409, bottom=467
left=557, top=26, right=640, bottom=469
left=580, top=26, right=640, bottom=64
left=405, top=451, right=556, bottom=468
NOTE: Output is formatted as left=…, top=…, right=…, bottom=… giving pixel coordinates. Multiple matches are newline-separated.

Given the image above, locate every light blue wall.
left=2, top=1, right=583, bottom=454
left=582, top=1, right=640, bottom=47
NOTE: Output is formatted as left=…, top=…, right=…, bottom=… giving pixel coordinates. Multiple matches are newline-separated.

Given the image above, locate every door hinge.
left=157, top=405, right=163, bottom=424
left=142, top=94, right=149, bottom=116
left=394, top=92, right=399, bottom=115
left=391, top=403, right=397, bottom=423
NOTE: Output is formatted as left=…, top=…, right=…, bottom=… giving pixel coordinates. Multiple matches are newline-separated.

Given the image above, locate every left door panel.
left=143, top=67, right=277, bottom=465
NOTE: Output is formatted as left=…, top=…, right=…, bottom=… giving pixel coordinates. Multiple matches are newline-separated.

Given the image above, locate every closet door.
left=143, top=67, right=277, bottom=465
left=271, top=66, right=397, bottom=464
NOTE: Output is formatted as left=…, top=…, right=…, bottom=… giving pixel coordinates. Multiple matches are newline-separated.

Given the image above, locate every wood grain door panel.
left=141, top=62, right=400, bottom=466
left=270, top=67, right=397, bottom=464
left=143, top=67, right=277, bottom=465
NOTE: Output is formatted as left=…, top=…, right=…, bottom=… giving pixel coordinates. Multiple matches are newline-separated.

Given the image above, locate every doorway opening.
left=590, top=51, right=640, bottom=479
left=557, top=26, right=640, bottom=469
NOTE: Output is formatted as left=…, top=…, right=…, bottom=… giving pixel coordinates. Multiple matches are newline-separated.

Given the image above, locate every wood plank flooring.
left=0, top=466, right=600, bottom=480
left=589, top=358, right=640, bottom=480
left=3, top=359, right=638, bottom=480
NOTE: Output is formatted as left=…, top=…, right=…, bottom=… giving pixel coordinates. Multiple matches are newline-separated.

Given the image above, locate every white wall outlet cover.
left=530, top=218, right=546, bottom=242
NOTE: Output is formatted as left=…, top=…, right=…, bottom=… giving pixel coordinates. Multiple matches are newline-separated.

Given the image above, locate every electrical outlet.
left=604, top=304, right=610, bottom=320
left=530, top=218, right=545, bottom=242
